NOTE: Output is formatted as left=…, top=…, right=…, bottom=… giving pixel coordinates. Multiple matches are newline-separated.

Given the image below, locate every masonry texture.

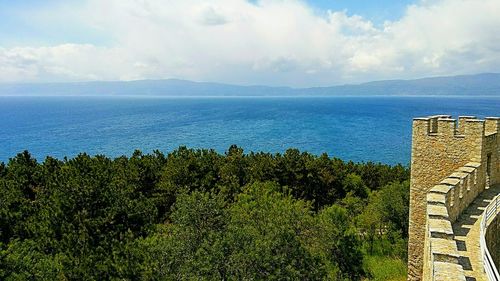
left=407, top=115, right=500, bottom=281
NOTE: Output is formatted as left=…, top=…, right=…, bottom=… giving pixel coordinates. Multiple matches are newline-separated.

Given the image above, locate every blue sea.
left=1, top=96, right=499, bottom=165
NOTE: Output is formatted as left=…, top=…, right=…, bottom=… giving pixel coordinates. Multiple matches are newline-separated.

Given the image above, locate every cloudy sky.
left=0, top=0, right=499, bottom=86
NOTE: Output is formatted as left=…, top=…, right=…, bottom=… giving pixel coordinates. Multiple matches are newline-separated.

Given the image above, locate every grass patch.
left=364, top=255, right=407, bottom=281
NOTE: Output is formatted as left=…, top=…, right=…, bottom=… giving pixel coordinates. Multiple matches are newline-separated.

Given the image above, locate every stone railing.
left=480, top=193, right=500, bottom=280
left=424, top=162, right=483, bottom=281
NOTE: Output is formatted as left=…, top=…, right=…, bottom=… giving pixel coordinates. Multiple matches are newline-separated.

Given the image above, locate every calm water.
left=1, top=96, right=499, bottom=165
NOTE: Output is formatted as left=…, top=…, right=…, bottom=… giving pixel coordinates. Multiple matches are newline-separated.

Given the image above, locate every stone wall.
left=422, top=162, right=483, bottom=281
left=485, top=117, right=500, bottom=188
left=408, top=115, right=500, bottom=281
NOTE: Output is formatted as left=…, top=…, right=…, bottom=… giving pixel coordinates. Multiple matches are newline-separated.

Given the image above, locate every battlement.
left=421, top=162, right=484, bottom=281
left=408, top=114, right=500, bottom=281
left=413, top=115, right=491, bottom=138
left=485, top=117, right=500, bottom=136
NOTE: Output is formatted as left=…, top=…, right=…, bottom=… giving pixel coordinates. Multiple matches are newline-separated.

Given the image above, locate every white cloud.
left=0, top=0, right=499, bottom=86
left=197, top=5, right=230, bottom=26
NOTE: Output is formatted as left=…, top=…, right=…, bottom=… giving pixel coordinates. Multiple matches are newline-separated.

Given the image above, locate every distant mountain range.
left=1, top=73, right=499, bottom=97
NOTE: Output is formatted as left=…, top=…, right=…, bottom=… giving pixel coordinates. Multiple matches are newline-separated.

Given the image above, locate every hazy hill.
left=0, top=73, right=499, bottom=97
left=301, top=73, right=500, bottom=96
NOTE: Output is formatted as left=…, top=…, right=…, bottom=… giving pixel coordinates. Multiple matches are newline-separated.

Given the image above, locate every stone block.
left=428, top=218, right=453, bottom=239
left=433, top=262, right=466, bottom=281
left=427, top=204, right=449, bottom=220
left=427, top=193, right=446, bottom=205
left=465, top=162, right=481, bottom=168
left=458, top=166, right=475, bottom=173
left=449, top=172, right=468, bottom=179
left=430, top=184, right=452, bottom=194
left=441, top=178, right=460, bottom=186
left=430, top=238, right=460, bottom=263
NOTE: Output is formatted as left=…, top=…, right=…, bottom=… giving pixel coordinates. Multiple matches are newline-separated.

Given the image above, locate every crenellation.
left=465, top=161, right=481, bottom=168
left=449, top=172, right=468, bottom=199
left=413, top=118, right=432, bottom=135
left=433, top=262, right=466, bottom=281
left=431, top=115, right=453, bottom=119
left=458, top=116, right=477, bottom=135
left=485, top=117, right=500, bottom=135
left=430, top=184, right=452, bottom=194
left=449, top=171, right=468, bottom=181
left=437, top=118, right=456, bottom=137
left=408, top=114, right=500, bottom=281
left=427, top=192, right=446, bottom=205
left=428, top=219, right=454, bottom=239
left=412, top=116, right=486, bottom=139
left=430, top=238, right=460, bottom=263
left=458, top=166, right=474, bottom=172
left=458, top=116, right=476, bottom=119
left=427, top=204, right=449, bottom=220
left=441, top=178, right=460, bottom=186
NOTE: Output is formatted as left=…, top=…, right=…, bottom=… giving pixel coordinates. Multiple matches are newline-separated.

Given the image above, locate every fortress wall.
left=485, top=117, right=500, bottom=187
left=408, top=116, right=485, bottom=281
left=423, top=162, right=484, bottom=281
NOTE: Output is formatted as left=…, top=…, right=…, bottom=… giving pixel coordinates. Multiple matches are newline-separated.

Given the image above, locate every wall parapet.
left=424, top=162, right=484, bottom=281
left=413, top=115, right=485, bottom=138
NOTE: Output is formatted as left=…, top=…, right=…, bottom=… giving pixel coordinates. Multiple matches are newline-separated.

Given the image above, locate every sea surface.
left=1, top=96, right=499, bottom=165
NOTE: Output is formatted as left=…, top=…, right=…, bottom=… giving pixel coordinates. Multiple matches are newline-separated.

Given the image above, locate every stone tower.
left=407, top=115, right=500, bottom=281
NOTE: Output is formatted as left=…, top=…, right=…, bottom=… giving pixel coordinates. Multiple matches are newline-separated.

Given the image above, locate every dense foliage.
left=0, top=146, right=410, bottom=280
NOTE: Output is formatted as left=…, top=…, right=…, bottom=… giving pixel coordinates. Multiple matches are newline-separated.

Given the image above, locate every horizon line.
left=0, top=72, right=499, bottom=90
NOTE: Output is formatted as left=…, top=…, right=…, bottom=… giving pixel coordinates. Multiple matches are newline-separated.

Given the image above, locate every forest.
left=0, top=146, right=410, bottom=280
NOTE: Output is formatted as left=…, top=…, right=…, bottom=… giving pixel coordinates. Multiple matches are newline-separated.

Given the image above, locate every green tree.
left=342, top=173, right=369, bottom=199
left=0, top=239, right=66, bottom=281
left=223, top=182, right=326, bottom=280
left=0, top=148, right=410, bottom=280
left=314, top=205, right=365, bottom=280
left=138, top=190, right=227, bottom=280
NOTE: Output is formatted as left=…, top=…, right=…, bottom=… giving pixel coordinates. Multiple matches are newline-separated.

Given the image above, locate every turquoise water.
left=1, top=96, right=499, bottom=164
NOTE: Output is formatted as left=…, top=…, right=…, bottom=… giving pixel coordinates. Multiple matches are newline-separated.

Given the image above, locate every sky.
left=0, top=0, right=499, bottom=87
